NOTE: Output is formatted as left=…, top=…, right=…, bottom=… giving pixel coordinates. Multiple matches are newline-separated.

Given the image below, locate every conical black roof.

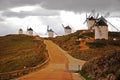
left=28, top=28, right=33, bottom=31
left=95, top=19, right=108, bottom=26
left=19, top=28, right=23, bottom=31
left=47, top=29, right=53, bottom=32
left=64, top=25, right=71, bottom=29
left=87, top=16, right=96, bottom=20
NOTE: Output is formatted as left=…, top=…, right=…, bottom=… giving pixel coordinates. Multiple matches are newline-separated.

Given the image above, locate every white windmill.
left=27, top=27, right=33, bottom=36
left=83, top=9, right=99, bottom=32
left=18, top=28, right=23, bottom=34
left=94, top=18, right=108, bottom=39
left=62, top=24, right=72, bottom=35
left=90, top=16, right=120, bottom=40
left=84, top=10, right=120, bottom=40
left=47, top=25, right=54, bottom=37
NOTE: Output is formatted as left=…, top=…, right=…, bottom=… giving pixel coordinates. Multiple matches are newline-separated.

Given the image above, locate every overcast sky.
left=0, top=0, right=120, bottom=37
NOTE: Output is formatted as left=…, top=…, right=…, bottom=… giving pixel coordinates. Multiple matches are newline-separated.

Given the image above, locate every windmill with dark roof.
left=27, top=27, right=33, bottom=36
left=62, top=24, right=72, bottom=35
left=18, top=28, right=23, bottom=34
left=86, top=16, right=96, bottom=31
left=83, top=9, right=99, bottom=31
left=47, top=25, right=54, bottom=37
left=84, top=10, right=120, bottom=40
left=94, top=16, right=120, bottom=40
left=94, top=18, right=108, bottom=39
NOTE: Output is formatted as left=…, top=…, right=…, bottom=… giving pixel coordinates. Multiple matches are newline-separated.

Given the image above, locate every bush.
left=87, top=40, right=107, bottom=48
left=78, top=71, right=94, bottom=80
left=108, top=40, right=120, bottom=46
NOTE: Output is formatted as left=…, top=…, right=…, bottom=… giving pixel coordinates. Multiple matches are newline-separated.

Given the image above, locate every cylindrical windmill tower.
left=28, top=28, right=33, bottom=36
left=47, top=26, right=54, bottom=37
left=87, top=16, right=96, bottom=31
left=94, top=19, right=108, bottom=40
left=48, top=29, right=54, bottom=37
left=18, top=28, right=23, bottom=34
left=62, top=25, right=71, bottom=35
left=64, top=25, right=71, bottom=35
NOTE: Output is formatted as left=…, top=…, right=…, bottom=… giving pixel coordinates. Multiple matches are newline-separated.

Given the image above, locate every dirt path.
left=79, top=40, right=89, bottom=50
left=16, top=40, right=85, bottom=80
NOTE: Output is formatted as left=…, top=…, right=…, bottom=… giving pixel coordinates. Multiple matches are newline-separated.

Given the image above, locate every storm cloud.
left=2, top=7, right=60, bottom=18
left=0, top=0, right=120, bottom=18
left=0, top=0, right=120, bottom=12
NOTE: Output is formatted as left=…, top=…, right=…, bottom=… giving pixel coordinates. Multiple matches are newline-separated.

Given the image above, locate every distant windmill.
left=47, top=25, right=54, bottom=37
left=27, top=27, right=33, bottom=36
left=18, top=28, right=23, bottom=34
left=83, top=9, right=98, bottom=31
left=62, top=24, right=72, bottom=35
left=26, top=26, right=40, bottom=36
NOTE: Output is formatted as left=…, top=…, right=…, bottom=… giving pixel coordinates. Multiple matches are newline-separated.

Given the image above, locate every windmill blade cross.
left=26, top=26, right=29, bottom=34
left=47, top=25, right=49, bottom=31
left=104, top=12, right=110, bottom=18
left=53, top=31, right=59, bottom=36
left=96, top=13, right=99, bottom=19
left=86, top=13, right=87, bottom=19
left=83, top=19, right=87, bottom=24
left=62, top=24, right=65, bottom=28
left=107, top=21, right=120, bottom=32
left=33, top=30, right=38, bottom=35
left=83, top=9, right=95, bottom=24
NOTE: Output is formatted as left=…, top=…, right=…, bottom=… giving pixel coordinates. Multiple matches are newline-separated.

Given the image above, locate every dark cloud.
left=0, top=0, right=120, bottom=17
left=41, top=0, right=120, bottom=13
left=0, top=0, right=42, bottom=10
left=1, top=7, right=60, bottom=18
left=2, top=11, right=27, bottom=18
left=0, top=17, right=4, bottom=21
left=0, top=0, right=120, bottom=12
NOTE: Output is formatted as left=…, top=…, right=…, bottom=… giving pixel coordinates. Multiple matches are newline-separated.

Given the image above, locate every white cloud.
left=2, top=5, right=60, bottom=18
left=10, top=5, right=39, bottom=12
left=0, top=10, right=120, bottom=36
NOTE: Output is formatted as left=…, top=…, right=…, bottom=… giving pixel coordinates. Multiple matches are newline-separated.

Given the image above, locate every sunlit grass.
left=0, top=34, right=46, bottom=73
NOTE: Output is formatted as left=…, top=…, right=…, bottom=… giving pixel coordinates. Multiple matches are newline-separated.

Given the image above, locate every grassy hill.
left=51, top=30, right=120, bottom=79
left=52, top=30, right=120, bottom=61
left=0, top=34, right=47, bottom=73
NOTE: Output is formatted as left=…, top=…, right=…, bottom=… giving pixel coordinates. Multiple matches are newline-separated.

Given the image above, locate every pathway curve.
left=16, top=40, right=86, bottom=80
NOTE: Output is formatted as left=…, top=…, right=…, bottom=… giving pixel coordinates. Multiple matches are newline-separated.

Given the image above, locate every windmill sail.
left=107, top=21, right=120, bottom=32
left=62, top=24, right=65, bottom=28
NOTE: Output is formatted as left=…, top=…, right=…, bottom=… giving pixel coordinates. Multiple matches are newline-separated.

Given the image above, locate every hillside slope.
left=51, top=30, right=120, bottom=79
left=82, top=50, right=120, bottom=80
left=52, top=30, right=120, bottom=61
left=0, top=34, right=47, bottom=73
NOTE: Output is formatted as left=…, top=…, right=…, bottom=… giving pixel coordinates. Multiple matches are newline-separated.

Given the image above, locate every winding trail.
left=16, top=40, right=86, bottom=80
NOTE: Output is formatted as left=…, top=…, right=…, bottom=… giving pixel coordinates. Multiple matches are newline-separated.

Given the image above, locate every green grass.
left=0, top=34, right=47, bottom=73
